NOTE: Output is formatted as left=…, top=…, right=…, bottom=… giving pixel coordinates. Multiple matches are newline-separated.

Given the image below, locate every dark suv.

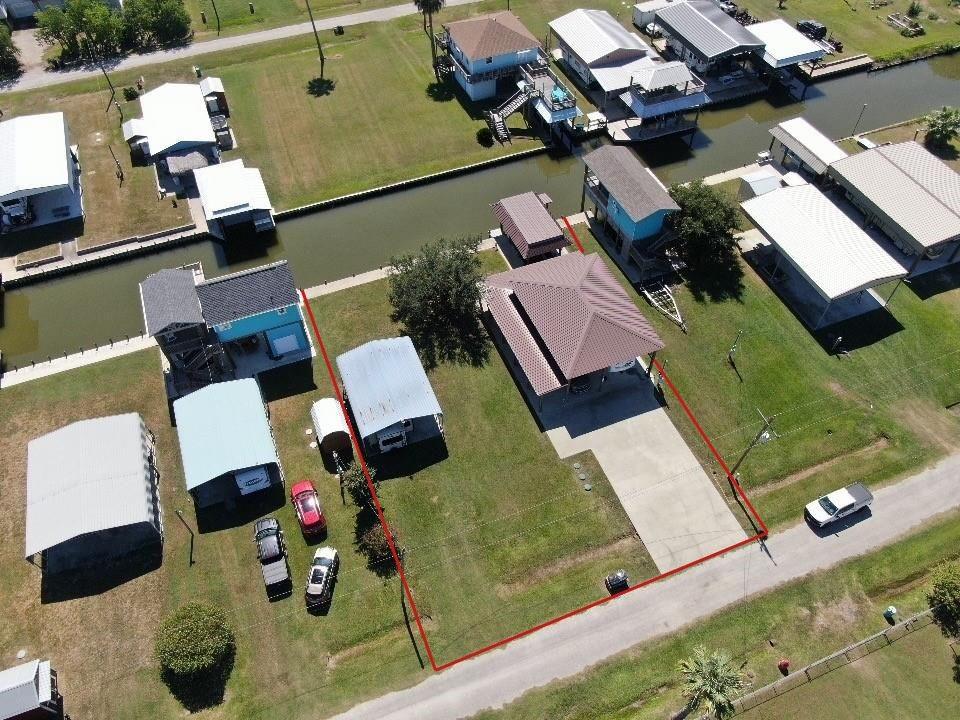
left=255, top=517, right=292, bottom=595
left=796, top=20, right=827, bottom=40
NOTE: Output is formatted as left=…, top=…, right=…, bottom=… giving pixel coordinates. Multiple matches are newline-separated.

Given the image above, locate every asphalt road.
left=333, top=452, right=960, bottom=720
left=1, top=0, right=482, bottom=93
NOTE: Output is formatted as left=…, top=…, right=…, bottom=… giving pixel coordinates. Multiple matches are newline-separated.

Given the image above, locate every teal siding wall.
left=213, top=307, right=308, bottom=352
left=606, top=199, right=671, bottom=242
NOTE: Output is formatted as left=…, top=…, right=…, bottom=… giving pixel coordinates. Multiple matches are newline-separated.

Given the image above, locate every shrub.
left=476, top=127, right=494, bottom=147
left=928, top=11, right=939, bottom=20
left=928, top=561, right=960, bottom=639
left=342, top=461, right=378, bottom=511
left=155, top=602, right=235, bottom=710
left=907, top=1, right=922, bottom=18
left=0, top=25, right=20, bottom=79
left=122, top=86, right=140, bottom=101
left=357, top=522, right=402, bottom=577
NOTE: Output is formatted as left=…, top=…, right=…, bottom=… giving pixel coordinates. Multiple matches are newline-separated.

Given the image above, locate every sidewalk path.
left=2, top=0, right=482, bottom=93
left=332, top=451, right=960, bottom=720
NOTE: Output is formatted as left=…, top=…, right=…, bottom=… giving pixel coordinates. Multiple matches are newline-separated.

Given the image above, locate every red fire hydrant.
left=778, top=658, right=790, bottom=675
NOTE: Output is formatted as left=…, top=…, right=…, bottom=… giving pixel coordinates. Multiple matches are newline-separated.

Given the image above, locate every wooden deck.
left=799, top=54, right=874, bottom=81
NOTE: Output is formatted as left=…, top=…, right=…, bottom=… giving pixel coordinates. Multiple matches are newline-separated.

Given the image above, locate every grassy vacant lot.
left=739, top=620, right=960, bottom=720
left=578, top=229, right=960, bottom=531
left=0, top=89, right=189, bottom=263
left=184, top=0, right=396, bottom=39
left=0, top=248, right=660, bottom=717
left=838, top=118, right=960, bottom=171
left=751, top=0, right=960, bottom=61
left=476, top=512, right=960, bottom=720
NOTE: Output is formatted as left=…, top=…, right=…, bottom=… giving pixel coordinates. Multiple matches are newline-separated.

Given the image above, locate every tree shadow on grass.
left=683, top=251, right=745, bottom=303
left=161, top=647, right=235, bottom=712
left=425, top=80, right=455, bottom=102
left=353, top=507, right=400, bottom=579
left=924, top=139, right=960, bottom=163
left=307, top=77, right=337, bottom=97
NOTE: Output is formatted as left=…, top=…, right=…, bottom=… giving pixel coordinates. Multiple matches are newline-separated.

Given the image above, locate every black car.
left=796, top=20, right=827, bottom=40
left=255, top=517, right=292, bottom=593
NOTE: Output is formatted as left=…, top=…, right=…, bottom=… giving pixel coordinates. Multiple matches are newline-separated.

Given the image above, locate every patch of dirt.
left=811, top=592, right=867, bottom=634
left=948, top=402, right=960, bottom=418
left=893, top=399, right=960, bottom=453
left=754, top=437, right=891, bottom=497
left=326, top=618, right=435, bottom=671
left=826, top=380, right=860, bottom=404
left=494, top=535, right=640, bottom=598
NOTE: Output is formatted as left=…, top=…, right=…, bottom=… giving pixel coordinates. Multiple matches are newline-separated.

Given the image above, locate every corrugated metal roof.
left=486, top=286, right=563, bottom=395
left=173, top=379, right=280, bottom=491
left=134, top=83, right=216, bottom=156
left=656, top=0, right=763, bottom=61
left=486, top=253, right=664, bottom=381
left=336, top=337, right=443, bottom=440
left=0, top=112, right=71, bottom=203
left=310, top=398, right=349, bottom=442
left=196, top=260, right=299, bottom=326
left=199, top=76, right=225, bottom=96
left=25, top=414, right=158, bottom=558
left=193, top=159, right=273, bottom=221
left=828, top=141, right=960, bottom=249
left=139, top=268, right=204, bottom=336
left=444, top=12, right=540, bottom=61
left=0, top=659, right=51, bottom=717
left=634, top=60, right=695, bottom=90
left=747, top=19, right=824, bottom=68
left=590, top=56, right=658, bottom=94
left=741, top=185, right=908, bottom=301
left=492, top=191, right=569, bottom=259
left=769, top=117, right=847, bottom=175
left=549, top=9, right=650, bottom=66
left=583, top=145, right=679, bottom=222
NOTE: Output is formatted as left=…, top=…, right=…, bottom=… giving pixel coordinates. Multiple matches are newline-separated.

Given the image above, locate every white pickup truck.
left=804, top=483, right=874, bottom=527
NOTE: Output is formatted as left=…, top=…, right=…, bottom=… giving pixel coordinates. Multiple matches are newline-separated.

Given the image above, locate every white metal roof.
left=590, top=56, right=659, bottom=93
left=549, top=9, right=650, bottom=66
left=633, top=60, right=695, bottom=90
left=0, top=113, right=71, bottom=203
left=741, top=185, right=908, bottom=301
left=199, top=76, right=225, bottom=96
left=310, top=398, right=350, bottom=443
left=828, top=141, right=960, bottom=249
left=635, top=0, right=676, bottom=13
left=173, top=379, right=279, bottom=491
left=25, top=414, right=156, bottom=558
left=336, top=337, right=442, bottom=440
left=747, top=19, right=824, bottom=68
left=769, top=117, right=848, bottom=175
left=655, top=0, right=763, bottom=61
left=741, top=169, right=781, bottom=197
left=0, top=660, right=52, bottom=717
left=133, top=83, right=215, bottom=156
left=193, top=159, right=272, bottom=221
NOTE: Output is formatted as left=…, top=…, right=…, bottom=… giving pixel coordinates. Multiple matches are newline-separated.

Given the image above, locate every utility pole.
left=210, top=0, right=221, bottom=35
left=730, top=409, right=775, bottom=478
left=727, top=329, right=744, bottom=365
left=175, top=510, right=196, bottom=566
left=852, top=103, right=868, bottom=136
left=305, top=0, right=326, bottom=79
left=108, top=144, right=124, bottom=183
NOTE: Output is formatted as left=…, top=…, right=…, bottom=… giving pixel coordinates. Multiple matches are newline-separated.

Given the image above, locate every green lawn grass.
left=738, top=620, right=960, bottom=720
left=577, top=228, right=960, bottom=531
left=474, top=512, right=960, bottom=720
left=749, top=1, right=960, bottom=61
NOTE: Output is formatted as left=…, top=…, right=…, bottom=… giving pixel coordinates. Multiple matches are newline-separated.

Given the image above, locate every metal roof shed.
left=741, top=185, right=908, bottom=326
left=310, top=398, right=352, bottom=457
left=336, top=337, right=443, bottom=446
left=0, top=660, right=56, bottom=719
left=492, top=191, right=569, bottom=260
left=173, top=379, right=282, bottom=504
left=125, top=83, right=215, bottom=157
left=24, top=413, right=162, bottom=571
left=769, top=117, right=847, bottom=175
left=549, top=9, right=651, bottom=67
left=655, top=0, right=763, bottom=63
left=747, top=19, right=825, bottom=68
left=0, top=113, right=73, bottom=203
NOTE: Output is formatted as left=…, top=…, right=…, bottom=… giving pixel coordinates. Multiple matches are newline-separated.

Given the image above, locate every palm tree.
left=415, top=0, right=445, bottom=36
left=676, top=646, right=747, bottom=719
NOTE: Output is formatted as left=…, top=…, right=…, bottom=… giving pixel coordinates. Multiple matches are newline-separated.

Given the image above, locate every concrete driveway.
left=541, top=370, right=747, bottom=571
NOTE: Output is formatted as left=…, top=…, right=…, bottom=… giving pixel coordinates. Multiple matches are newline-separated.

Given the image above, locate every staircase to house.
left=485, top=87, right=533, bottom=143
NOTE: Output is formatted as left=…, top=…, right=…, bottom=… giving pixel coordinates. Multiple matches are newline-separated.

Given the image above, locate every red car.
left=291, top=480, right=327, bottom=536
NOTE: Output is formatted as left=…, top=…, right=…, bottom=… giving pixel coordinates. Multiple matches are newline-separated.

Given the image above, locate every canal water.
left=1, top=55, right=959, bottom=368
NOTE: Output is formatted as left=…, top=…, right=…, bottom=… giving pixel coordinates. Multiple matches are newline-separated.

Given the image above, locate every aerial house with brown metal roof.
left=491, top=191, right=570, bottom=263
left=484, top=252, right=664, bottom=408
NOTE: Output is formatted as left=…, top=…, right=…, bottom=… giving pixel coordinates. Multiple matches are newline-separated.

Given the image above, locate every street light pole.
left=852, top=103, right=868, bottom=137
left=210, top=0, right=221, bottom=36
left=729, top=409, right=775, bottom=478
left=305, top=0, right=326, bottom=79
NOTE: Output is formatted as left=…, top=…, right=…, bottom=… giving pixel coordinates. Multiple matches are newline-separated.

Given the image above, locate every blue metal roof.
left=336, top=337, right=442, bottom=440
left=173, top=379, right=279, bottom=491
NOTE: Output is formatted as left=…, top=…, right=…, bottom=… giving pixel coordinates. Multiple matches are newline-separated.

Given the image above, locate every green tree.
left=389, top=236, right=488, bottom=369
left=150, top=0, right=192, bottom=45
left=677, top=645, right=748, bottom=719
left=0, top=25, right=21, bottom=78
left=928, top=561, right=960, bottom=639
left=342, top=461, right=379, bottom=511
left=923, top=106, right=960, bottom=148
left=155, top=602, right=235, bottom=710
left=35, top=6, right=81, bottom=58
left=121, top=0, right=152, bottom=48
left=415, top=0, right=445, bottom=69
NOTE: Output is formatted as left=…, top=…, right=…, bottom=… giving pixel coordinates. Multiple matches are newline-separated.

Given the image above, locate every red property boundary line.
left=299, top=219, right=769, bottom=673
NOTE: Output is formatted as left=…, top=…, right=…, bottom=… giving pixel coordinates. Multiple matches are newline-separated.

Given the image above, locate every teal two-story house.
left=440, top=12, right=543, bottom=101
left=582, top=145, right=679, bottom=262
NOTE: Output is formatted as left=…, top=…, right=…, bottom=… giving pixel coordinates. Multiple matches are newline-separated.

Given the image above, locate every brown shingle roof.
left=486, top=253, right=664, bottom=391
left=583, top=146, right=679, bottom=223
left=492, top=191, right=570, bottom=260
left=444, top=11, right=541, bottom=62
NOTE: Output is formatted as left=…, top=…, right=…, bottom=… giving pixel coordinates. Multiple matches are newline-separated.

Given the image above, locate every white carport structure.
left=310, top=398, right=353, bottom=459
left=193, top=159, right=275, bottom=239
left=742, top=185, right=909, bottom=328
left=768, top=116, right=847, bottom=176
left=747, top=19, right=825, bottom=69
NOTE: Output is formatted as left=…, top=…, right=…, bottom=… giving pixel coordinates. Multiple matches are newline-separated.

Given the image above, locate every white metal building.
left=193, top=159, right=275, bottom=239
left=768, top=117, right=848, bottom=176
left=746, top=19, right=825, bottom=69
left=0, top=112, right=82, bottom=231
left=24, top=413, right=162, bottom=573
left=0, top=659, right=61, bottom=720
left=742, top=184, right=908, bottom=328
left=123, top=82, right=217, bottom=158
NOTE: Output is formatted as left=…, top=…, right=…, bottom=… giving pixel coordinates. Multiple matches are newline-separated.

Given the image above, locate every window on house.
left=486, top=57, right=493, bottom=64
left=277, top=307, right=287, bottom=315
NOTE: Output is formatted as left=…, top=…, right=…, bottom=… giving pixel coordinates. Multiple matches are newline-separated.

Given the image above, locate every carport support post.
left=646, top=351, right=657, bottom=376
left=175, top=510, right=196, bottom=566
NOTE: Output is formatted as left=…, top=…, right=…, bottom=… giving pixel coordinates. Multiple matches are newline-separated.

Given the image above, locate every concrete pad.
left=542, top=372, right=746, bottom=572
